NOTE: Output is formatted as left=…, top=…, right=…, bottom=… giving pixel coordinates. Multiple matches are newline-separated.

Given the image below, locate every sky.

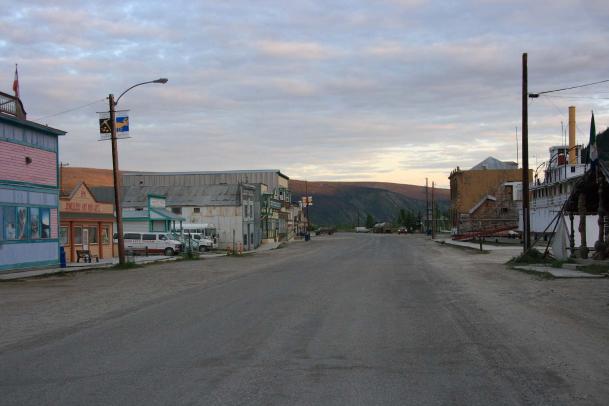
left=2, top=0, right=609, bottom=188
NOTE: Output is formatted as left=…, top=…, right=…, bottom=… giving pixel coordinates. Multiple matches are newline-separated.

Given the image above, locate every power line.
left=31, top=98, right=106, bottom=121
left=542, top=94, right=609, bottom=100
left=529, top=78, right=609, bottom=98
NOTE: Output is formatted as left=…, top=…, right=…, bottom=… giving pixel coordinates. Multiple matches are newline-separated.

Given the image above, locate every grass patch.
left=179, top=251, right=201, bottom=261
left=508, top=248, right=552, bottom=265
left=576, top=264, right=609, bottom=275
left=510, top=266, right=555, bottom=280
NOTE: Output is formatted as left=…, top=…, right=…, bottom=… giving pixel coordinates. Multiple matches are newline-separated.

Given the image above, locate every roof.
left=121, top=183, right=249, bottom=207
left=89, top=187, right=115, bottom=204
left=122, top=207, right=184, bottom=221
left=61, top=167, right=114, bottom=195
left=0, top=111, right=66, bottom=135
left=123, top=169, right=289, bottom=180
left=468, top=195, right=497, bottom=214
left=471, top=157, right=518, bottom=171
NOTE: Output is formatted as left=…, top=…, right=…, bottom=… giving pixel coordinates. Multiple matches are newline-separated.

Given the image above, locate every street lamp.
left=109, top=78, right=168, bottom=265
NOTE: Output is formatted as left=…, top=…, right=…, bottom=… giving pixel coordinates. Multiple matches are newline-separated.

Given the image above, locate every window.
left=158, top=234, right=168, bottom=241
left=87, top=227, right=98, bottom=244
left=124, top=233, right=141, bottom=240
left=3, top=206, right=17, bottom=240
left=194, top=207, right=200, bottom=213
left=60, top=226, right=69, bottom=245
left=101, top=227, right=110, bottom=244
left=17, top=207, right=27, bottom=240
left=244, top=234, right=248, bottom=245
left=74, top=227, right=83, bottom=244
left=171, top=207, right=182, bottom=215
left=142, top=234, right=156, bottom=241
left=41, top=208, right=51, bottom=239
left=30, top=208, right=40, bottom=240
left=244, top=205, right=248, bottom=217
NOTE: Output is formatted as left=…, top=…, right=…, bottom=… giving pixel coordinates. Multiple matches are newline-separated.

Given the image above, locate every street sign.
left=98, top=110, right=130, bottom=140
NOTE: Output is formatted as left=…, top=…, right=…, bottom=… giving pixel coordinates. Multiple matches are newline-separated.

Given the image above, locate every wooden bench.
left=76, top=250, right=99, bottom=263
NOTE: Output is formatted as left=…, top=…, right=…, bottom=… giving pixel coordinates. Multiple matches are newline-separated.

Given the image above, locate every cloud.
left=2, top=0, right=609, bottom=188
left=255, top=40, right=338, bottom=60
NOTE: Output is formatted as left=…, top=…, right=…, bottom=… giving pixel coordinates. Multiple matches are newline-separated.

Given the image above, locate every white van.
left=116, top=232, right=183, bottom=256
left=175, top=224, right=218, bottom=251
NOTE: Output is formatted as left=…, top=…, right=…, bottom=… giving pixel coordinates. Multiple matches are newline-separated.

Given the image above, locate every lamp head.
left=154, top=78, right=169, bottom=84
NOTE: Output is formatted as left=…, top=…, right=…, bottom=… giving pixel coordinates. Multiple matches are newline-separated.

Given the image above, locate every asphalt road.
left=1, top=234, right=608, bottom=405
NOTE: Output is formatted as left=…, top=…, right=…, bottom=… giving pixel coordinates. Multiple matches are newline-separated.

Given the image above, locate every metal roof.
left=121, top=184, right=249, bottom=207
left=471, top=157, right=518, bottom=171
left=123, top=169, right=289, bottom=180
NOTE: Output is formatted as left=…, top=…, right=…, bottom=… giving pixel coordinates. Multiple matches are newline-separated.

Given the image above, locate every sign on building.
left=301, top=196, right=313, bottom=207
left=98, top=110, right=130, bottom=141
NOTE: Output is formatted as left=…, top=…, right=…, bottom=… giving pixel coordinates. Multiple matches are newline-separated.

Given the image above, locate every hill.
left=289, top=180, right=450, bottom=227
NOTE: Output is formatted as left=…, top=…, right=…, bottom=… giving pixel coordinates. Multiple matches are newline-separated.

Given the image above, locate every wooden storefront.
left=59, top=182, right=115, bottom=262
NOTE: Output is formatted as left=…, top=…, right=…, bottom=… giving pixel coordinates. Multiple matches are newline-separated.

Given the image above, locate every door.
left=83, top=228, right=89, bottom=251
left=247, top=224, right=251, bottom=250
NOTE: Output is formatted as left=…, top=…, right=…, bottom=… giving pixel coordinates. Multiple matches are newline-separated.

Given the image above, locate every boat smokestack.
left=569, top=106, right=576, bottom=164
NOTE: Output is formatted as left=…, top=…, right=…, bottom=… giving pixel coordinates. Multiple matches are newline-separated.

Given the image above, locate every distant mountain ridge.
left=289, top=180, right=450, bottom=227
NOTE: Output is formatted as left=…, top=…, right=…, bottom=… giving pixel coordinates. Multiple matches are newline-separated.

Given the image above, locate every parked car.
left=397, top=227, right=407, bottom=234
left=355, top=227, right=370, bottom=233
left=114, top=232, right=183, bottom=256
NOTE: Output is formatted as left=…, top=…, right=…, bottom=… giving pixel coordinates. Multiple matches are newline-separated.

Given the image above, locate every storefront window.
left=4, top=207, right=16, bottom=240
left=60, top=226, right=69, bottom=245
left=101, top=227, right=110, bottom=244
left=30, top=208, right=40, bottom=239
left=87, top=227, right=98, bottom=244
left=0, top=207, right=3, bottom=241
left=74, top=227, right=82, bottom=245
left=40, top=208, right=51, bottom=239
left=17, top=207, right=27, bottom=240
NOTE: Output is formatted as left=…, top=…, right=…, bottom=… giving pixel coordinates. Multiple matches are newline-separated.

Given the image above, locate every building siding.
left=0, top=140, right=57, bottom=187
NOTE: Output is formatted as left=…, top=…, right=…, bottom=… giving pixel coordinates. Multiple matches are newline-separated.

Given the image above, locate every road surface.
left=1, top=234, right=608, bottom=405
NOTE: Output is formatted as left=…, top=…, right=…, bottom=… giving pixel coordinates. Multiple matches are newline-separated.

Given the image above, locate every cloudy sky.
left=3, top=0, right=609, bottom=187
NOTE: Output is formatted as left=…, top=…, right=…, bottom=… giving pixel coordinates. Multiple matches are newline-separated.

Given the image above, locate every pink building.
left=0, top=91, right=66, bottom=272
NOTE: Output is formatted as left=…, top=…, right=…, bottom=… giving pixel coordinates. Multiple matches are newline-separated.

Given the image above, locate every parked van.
left=115, top=232, right=183, bottom=256
left=174, top=223, right=218, bottom=251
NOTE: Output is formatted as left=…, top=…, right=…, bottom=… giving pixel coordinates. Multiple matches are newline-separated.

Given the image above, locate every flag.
left=12, top=64, right=19, bottom=99
left=589, top=111, right=598, bottom=164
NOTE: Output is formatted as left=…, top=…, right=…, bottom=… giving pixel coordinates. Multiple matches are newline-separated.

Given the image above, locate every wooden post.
left=522, top=53, right=531, bottom=251
left=597, top=169, right=605, bottom=244
left=569, top=212, right=575, bottom=258
left=578, top=193, right=588, bottom=259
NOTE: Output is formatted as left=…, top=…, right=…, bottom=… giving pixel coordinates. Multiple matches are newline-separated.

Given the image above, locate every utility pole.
left=305, top=180, right=310, bottom=232
left=522, top=53, right=531, bottom=251
left=109, top=93, right=126, bottom=265
left=431, top=181, right=436, bottom=239
left=425, top=178, right=429, bottom=234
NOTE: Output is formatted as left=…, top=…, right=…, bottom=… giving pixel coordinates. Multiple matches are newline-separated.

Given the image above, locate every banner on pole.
left=98, top=110, right=130, bottom=141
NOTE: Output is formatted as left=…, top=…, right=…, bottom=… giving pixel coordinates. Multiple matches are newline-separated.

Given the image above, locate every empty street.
left=1, top=234, right=608, bottom=405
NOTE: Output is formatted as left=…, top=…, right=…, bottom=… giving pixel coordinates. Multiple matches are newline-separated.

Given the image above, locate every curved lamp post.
left=109, top=78, right=168, bottom=265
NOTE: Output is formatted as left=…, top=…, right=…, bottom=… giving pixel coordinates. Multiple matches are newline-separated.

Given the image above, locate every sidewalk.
left=0, top=255, right=177, bottom=281
left=512, top=265, right=607, bottom=279
left=435, top=238, right=523, bottom=253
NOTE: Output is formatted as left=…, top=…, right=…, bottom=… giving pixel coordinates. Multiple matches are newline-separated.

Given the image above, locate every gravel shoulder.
left=0, top=241, right=314, bottom=352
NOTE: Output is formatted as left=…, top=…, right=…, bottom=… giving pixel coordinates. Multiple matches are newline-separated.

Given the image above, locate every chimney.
left=568, top=106, right=576, bottom=164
